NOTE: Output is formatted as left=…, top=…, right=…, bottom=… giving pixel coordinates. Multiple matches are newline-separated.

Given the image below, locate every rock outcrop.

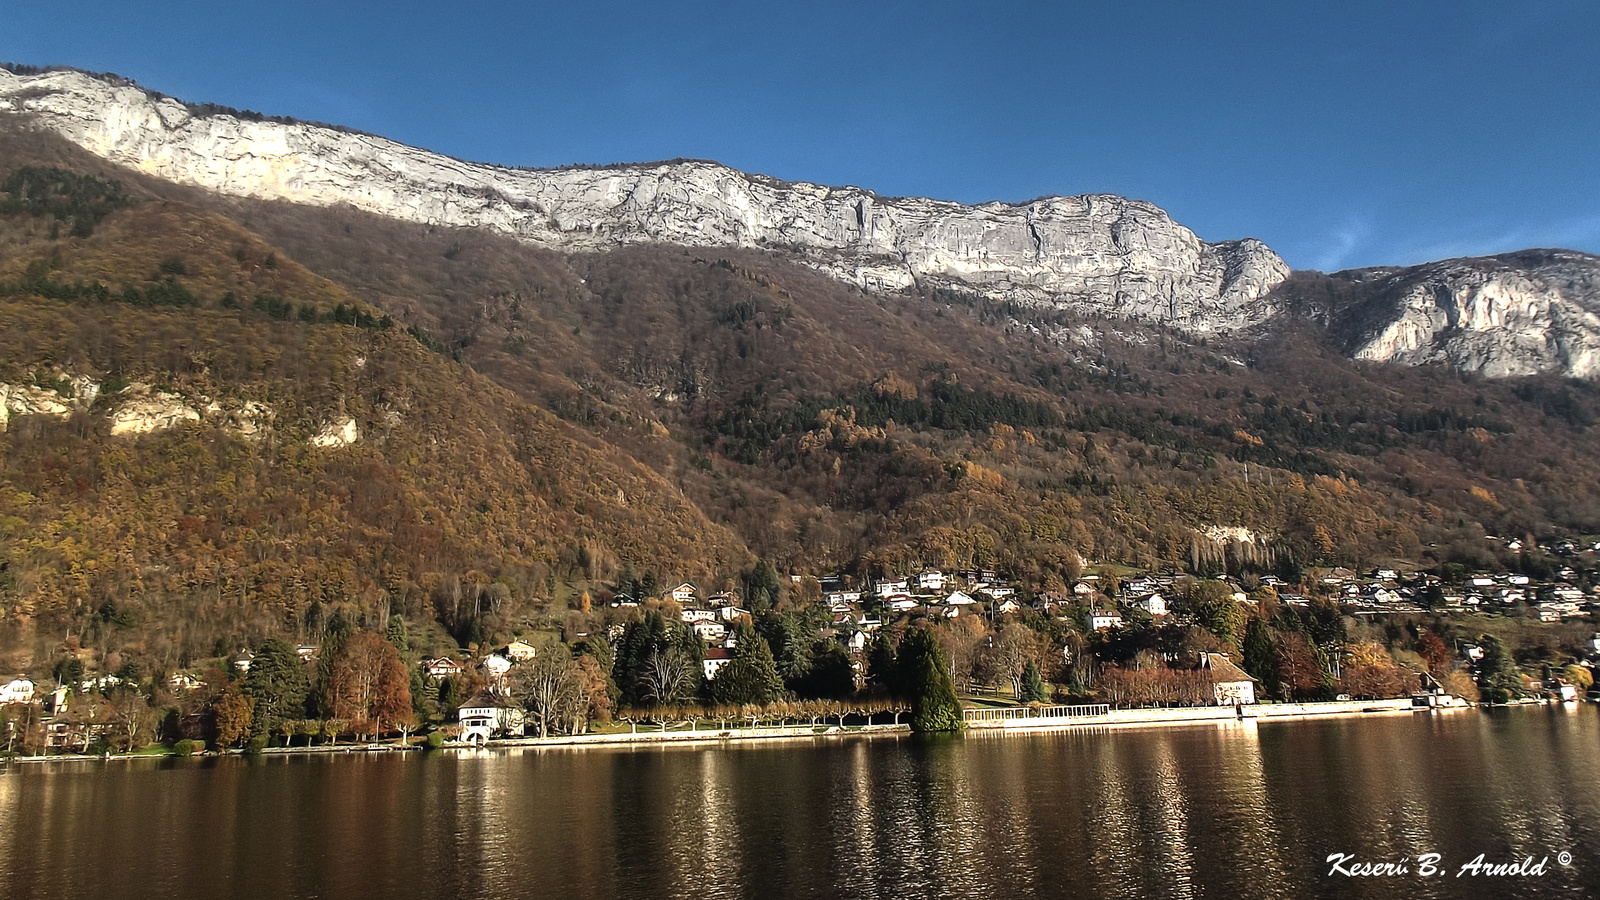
left=0, top=372, right=291, bottom=440
left=1320, top=251, right=1600, bottom=379
left=0, top=68, right=1288, bottom=331
left=0, top=381, right=76, bottom=431
left=107, top=385, right=202, bottom=435
left=311, top=417, right=360, bottom=448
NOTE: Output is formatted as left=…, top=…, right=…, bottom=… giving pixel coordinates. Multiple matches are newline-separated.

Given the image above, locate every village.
left=4, top=535, right=1600, bottom=756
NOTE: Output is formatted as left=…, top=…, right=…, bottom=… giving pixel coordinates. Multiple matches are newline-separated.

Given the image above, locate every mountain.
left=12, top=66, right=1599, bottom=381
left=3, top=65, right=1600, bottom=678
left=0, top=66, right=1288, bottom=331
left=1273, top=250, right=1600, bottom=379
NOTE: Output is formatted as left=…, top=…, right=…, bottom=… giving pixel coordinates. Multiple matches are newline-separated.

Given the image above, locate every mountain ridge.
left=0, top=66, right=1290, bottom=332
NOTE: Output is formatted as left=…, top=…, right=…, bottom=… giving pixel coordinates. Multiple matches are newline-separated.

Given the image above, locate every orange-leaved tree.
left=330, top=633, right=412, bottom=741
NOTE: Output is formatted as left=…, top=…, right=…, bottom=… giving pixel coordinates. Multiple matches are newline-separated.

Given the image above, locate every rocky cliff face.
left=0, top=68, right=1288, bottom=331
left=1307, top=251, right=1600, bottom=379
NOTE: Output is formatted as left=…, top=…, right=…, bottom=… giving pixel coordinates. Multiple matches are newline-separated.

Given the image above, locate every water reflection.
left=2, top=708, right=1599, bottom=899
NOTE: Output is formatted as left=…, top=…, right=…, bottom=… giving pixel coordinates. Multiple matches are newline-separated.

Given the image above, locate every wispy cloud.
left=1309, top=216, right=1371, bottom=272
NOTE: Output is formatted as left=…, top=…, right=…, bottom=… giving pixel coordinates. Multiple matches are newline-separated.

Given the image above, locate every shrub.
left=426, top=730, right=445, bottom=749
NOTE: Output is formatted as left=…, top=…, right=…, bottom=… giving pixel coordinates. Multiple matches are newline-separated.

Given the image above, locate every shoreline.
left=2, top=698, right=1504, bottom=764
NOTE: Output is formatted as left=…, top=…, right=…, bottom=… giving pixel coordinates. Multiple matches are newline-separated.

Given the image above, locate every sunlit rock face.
left=0, top=68, right=1288, bottom=331
left=311, top=417, right=360, bottom=449
left=1338, top=251, right=1600, bottom=379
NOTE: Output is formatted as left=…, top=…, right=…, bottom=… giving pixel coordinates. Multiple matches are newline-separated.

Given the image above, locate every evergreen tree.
left=386, top=615, right=409, bottom=653
left=244, top=639, right=309, bottom=740
left=313, top=611, right=355, bottom=718
left=710, top=624, right=784, bottom=705
left=1242, top=618, right=1281, bottom=699
left=746, top=560, right=782, bottom=613
left=795, top=643, right=858, bottom=700
left=1475, top=634, right=1522, bottom=703
left=756, top=612, right=813, bottom=688
left=865, top=631, right=900, bottom=699
left=1019, top=660, right=1047, bottom=703
left=1189, top=581, right=1244, bottom=648
left=899, top=628, right=962, bottom=732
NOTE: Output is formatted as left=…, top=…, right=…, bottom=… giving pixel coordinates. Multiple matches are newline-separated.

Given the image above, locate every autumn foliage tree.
left=329, top=633, right=412, bottom=740
left=212, top=683, right=255, bottom=748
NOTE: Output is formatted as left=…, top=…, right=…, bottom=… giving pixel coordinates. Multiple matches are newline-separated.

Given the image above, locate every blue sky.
left=7, top=1, right=1598, bottom=271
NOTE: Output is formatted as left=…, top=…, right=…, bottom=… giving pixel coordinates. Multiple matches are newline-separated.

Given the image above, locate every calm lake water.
left=3, top=706, right=1599, bottom=899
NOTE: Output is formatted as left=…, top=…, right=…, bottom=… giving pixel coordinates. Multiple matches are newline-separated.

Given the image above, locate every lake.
left=3, top=706, right=1598, bottom=899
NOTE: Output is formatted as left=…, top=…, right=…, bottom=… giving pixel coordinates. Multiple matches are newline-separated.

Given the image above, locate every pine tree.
left=244, top=639, right=309, bottom=740
left=1242, top=618, right=1280, bottom=700
left=1019, top=660, right=1047, bottom=703
left=865, top=631, right=899, bottom=698
left=1475, top=634, right=1522, bottom=703
left=899, top=628, right=962, bottom=732
left=386, top=615, right=409, bottom=653
left=710, top=624, right=784, bottom=705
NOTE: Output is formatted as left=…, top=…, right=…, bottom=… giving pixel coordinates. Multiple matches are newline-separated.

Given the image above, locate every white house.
left=1133, top=593, right=1167, bottom=616
left=995, top=598, right=1022, bottom=615
left=885, top=595, right=918, bottom=612
left=168, top=671, right=204, bottom=693
left=877, top=579, right=909, bottom=598
left=944, top=590, right=977, bottom=607
left=504, top=641, right=538, bottom=662
left=1201, top=653, right=1257, bottom=706
left=703, top=647, right=735, bottom=681
left=1086, top=610, right=1123, bottom=631
left=479, top=654, right=513, bottom=682
left=1, top=677, right=35, bottom=705
left=422, top=657, right=465, bottom=681
left=825, top=590, right=862, bottom=604
left=456, top=691, right=525, bottom=744
left=680, top=608, right=719, bottom=623
left=917, top=571, right=946, bottom=592
left=719, top=607, right=750, bottom=623
left=669, top=582, right=697, bottom=604
left=691, top=620, right=728, bottom=642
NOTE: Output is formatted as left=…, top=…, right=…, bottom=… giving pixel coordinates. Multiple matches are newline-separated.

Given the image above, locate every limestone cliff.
left=1297, top=250, right=1600, bottom=379
left=0, top=68, right=1288, bottom=331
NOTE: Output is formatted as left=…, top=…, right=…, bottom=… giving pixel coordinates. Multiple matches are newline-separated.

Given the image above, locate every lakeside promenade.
left=3, top=698, right=1477, bottom=763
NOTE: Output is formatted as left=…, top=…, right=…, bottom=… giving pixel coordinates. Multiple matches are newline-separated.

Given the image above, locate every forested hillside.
left=2, top=119, right=1599, bottom=678
left=0, top=126, right=748, bottom=674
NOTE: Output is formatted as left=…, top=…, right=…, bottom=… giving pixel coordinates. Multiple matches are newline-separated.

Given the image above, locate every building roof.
left=459, top=690, right=519, bottom=711
left=1201, top=653, right=1258, bottom=684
